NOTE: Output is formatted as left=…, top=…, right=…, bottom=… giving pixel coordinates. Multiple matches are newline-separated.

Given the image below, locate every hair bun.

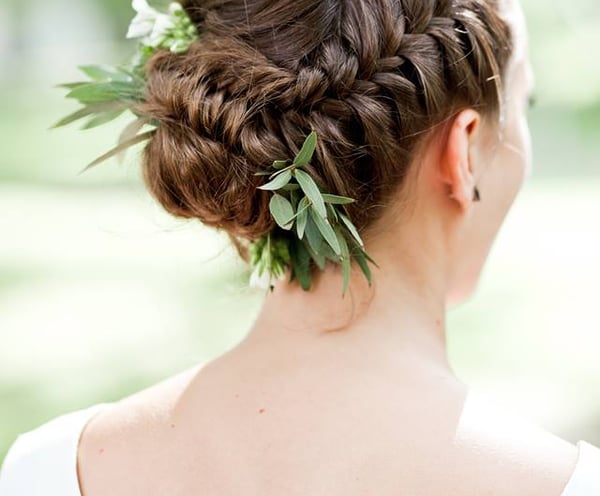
left=136, top=0, right=513, bottom=261
left=138, top=40, right=286, bottom=248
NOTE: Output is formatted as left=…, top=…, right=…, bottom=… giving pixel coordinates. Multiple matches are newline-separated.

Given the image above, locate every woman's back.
left=75, top=338, right=579, bottom=496
left=8, top=0, right=597, bottom=494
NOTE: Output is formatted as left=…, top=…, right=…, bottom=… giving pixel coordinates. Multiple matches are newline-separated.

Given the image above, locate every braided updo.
left=136, top=0, right=512, bottom=262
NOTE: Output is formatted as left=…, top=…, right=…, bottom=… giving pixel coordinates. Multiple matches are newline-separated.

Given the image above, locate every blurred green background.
left=1, top=0, right=599, bottom=463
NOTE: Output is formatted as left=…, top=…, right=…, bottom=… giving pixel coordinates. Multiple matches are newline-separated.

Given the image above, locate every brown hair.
left=136, top=0, right=512, bottom=264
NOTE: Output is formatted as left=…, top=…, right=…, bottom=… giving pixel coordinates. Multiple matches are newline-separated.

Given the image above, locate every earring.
left=473, top=186, right=481, bottom=202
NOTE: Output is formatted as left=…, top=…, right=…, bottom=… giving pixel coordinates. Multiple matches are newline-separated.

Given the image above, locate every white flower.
left=249, top=267, right=271, bottom=291
left=126, top=0, right=159, bottom=39
left=147, top=14, right=175, bottom=46
left=126, top=0, right=178, bottom=46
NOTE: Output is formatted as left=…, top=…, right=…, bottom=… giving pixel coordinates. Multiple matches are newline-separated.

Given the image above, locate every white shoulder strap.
left=561, top=440, right=600, bottom=495
left=0, top=403, right=112, bottom=496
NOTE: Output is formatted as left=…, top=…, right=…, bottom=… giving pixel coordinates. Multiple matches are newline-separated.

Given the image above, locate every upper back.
left=72, top=352, right=584, bottom=496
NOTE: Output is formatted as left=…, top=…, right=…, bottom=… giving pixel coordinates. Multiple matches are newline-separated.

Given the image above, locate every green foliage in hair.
left=250, top=131, right=377, bottom=296
left=53, top=1, right=199, bottom=173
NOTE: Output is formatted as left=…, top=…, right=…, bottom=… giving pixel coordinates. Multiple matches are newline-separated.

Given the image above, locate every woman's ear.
left=438, top=109, right=481, bottom=210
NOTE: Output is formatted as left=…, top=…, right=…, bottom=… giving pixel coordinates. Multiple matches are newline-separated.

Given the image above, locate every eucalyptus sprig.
left=249, top=131, right=378, bottom=296
left=53, top=0, right=199, bottom=173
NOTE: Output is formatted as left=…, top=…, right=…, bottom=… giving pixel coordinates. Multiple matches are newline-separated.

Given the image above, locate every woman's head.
left=137, top=0, right=531, bottom=303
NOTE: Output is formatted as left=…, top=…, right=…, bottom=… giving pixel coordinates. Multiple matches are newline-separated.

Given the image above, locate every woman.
left=2, top=0, right=599, bottom=494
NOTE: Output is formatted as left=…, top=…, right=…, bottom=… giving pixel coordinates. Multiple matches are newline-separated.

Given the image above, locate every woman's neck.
left=242, top=232, right=452, bottom=374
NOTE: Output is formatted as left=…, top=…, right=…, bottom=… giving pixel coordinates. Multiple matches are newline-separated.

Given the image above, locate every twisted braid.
left=136, top=0, right=512, bottom=260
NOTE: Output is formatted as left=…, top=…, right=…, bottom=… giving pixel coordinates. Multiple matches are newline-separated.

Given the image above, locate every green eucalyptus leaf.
left=79, top=65, right=132, bottom=83
left=293, top=131, right=317, bottom=167
left=358, top=244, right=378, bottom=266
left=304, top=214, right=323, bottom=255
left=269, top=194, right=295, bottom=230
left=289, top=239, right=312, bottom=290
left=310, top=206, right=341, bottom=255
left=272, top=160, right=288, bottom=170
left=321, top=194, right=356, bottom=204
left=52, top=102, right=129, bottom=128
left=119, top=117, right=151, bottom=146
left=66, top=81, right=142, bottom=104
left=319, top=240, right=339, bottom=261
left=56, top=82, right=89, bottom=90
left=296, top=197, right=310, bottom=239
left=258, top=169, right=293, bottom=190
left=283, top=197, right=310, bottom=225
left=326, top=203, right=339, bottom=222
left=77, top=130, right=155, bottom=174
left=281, top=183, right=301, bottom=191
left=305, top=242, right=327, bottom=270
left=350, top=242, right=373, bottom=286
left=335, top=230, right=351, bottom=296
left=289, top=188, right=298, bottom=210
left=53, top=107, right=96, bottom=128
left=253, top=170, right=272, bottom=176
left=294, top=169, right=327, bottom=218
left=82, top=109, right=126, bottom=129
left=339, top=212, right=364, bottom=247
left=269, top=163, right=296, bottom=177
left=116, top=117, right=152, bottom=162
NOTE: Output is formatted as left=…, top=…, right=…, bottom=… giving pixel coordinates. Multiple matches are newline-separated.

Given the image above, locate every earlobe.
left=439, top=109, right=481, bottom=210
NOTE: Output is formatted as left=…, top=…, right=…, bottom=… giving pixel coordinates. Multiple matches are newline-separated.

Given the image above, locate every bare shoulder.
left=440, top=389, right=579, bottom=496
left=75, top=359, right=580, bottom=496
left=77, top=362, right=208, bottom=495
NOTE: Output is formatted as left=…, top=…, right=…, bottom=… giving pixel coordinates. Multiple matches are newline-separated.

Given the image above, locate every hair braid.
left=136, top=0, right=513, bottom=262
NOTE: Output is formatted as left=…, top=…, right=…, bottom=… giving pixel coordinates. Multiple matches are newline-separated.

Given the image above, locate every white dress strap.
left=561, top=440, right=600, bottom=495
left=0, top=402, right=112, bottom=496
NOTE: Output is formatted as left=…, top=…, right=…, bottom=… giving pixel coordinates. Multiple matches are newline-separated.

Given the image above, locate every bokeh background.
left=1, top=0, right=599, bottom=463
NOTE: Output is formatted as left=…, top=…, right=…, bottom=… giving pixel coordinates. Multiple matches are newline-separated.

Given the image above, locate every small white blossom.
left=126, top=0, right=159, bottom=39
left=249, top=267, right=271, bottom=291
left=127, top=0, right=181, bottom=47
left=147, top=13, right=175, bottom=46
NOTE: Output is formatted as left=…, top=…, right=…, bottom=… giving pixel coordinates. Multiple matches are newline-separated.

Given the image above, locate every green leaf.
left=305, top=242, right=327, bottom=270
left=66, top=81, right=142, bottom=104
left=310, top=206, right=341, bottom=256
left=79, top=65, right=131, bottom=82
left=348, top=238, right=373, bottom=285
left=77, top=130, right=155, bottom=174
left=53, top=107, right=95, bottom=128
left=258, top=169, right=293, bottom=191
left=56, top=82, right=89, bottom=90
left=321, top=194, right=356, bottom=204
left=289, top=188, right=298, bottom=211
left=253, top=170, right=272, bottom=176
left=294, top=169, right=327, bottom=218
left=269, top=194, right=295, bottom=230
left=281, top=183, right=300, bottom=191
left=339, top=212, right=364, bottom=247
left=289, top=240, right=312, bottom=290
left=326, top=203, right=339, bottom=222
left=119, top=117, right=151, bottom=146
left=296, top=197, right=310, bottom=239
left=293, top=131, right=317, bottom=167
left=282, top=196, right=310, bottom=226
left=82, top=109, right=126, bottom=129
left=272, top=160, right=288, bottom=170
left=335, top=230, right=351, bottom=296
left=117, top=117, right=152, bottom=162
left=52, top=102, right=129, bottom=128
left=304, top=214, right=323, bottom=255
left=319, top=240, right=339, bottom=261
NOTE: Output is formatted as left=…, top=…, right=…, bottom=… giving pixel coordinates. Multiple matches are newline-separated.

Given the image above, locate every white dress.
left=1, top=402, right=600, bottom=495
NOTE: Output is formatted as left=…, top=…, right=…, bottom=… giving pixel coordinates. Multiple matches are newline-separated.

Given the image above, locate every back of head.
left=136, top=0, right=513, bottom=262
